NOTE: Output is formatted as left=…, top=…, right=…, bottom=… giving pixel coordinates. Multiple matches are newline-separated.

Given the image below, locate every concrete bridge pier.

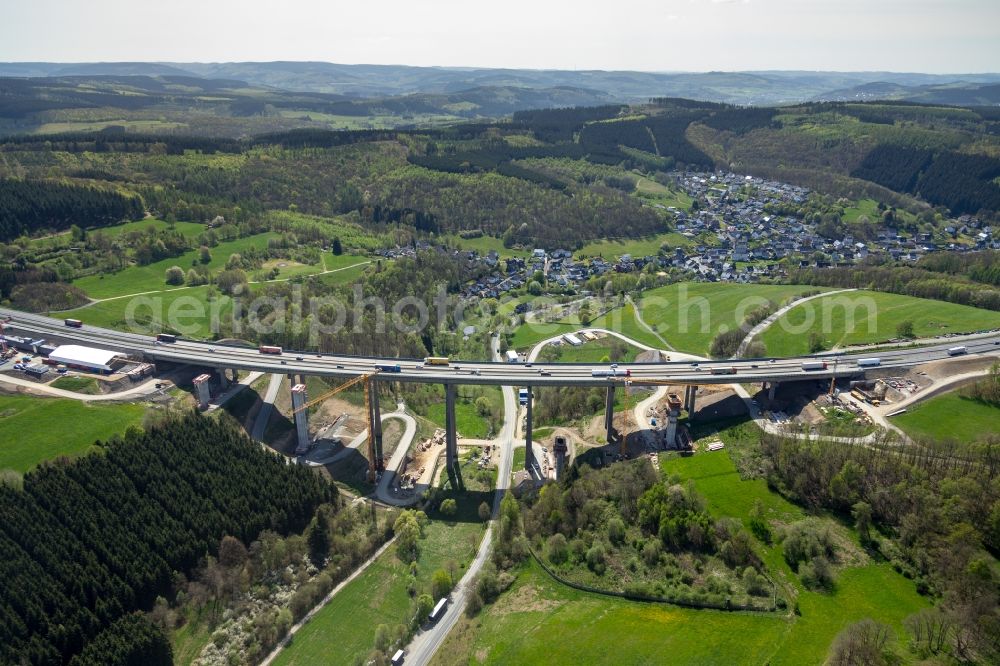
left=768, top=381, right=778, bottom=401
left=525, top=385, right=535, bottom=472
left=193, top=373, right=212, bottom=409
left=604, top=385, right=616, bottom=444
left=444, top=383, right=462, bottom=489
left=217, top=367, right=231, bottom=390
left=290, top=383, right=310, bottom=455
left=685, top=385, right=698, bottom=419
left=370, top=379, right=384, bottom=470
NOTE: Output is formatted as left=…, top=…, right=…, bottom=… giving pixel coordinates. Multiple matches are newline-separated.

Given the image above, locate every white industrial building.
left=46, top=345, right=124, bottom=375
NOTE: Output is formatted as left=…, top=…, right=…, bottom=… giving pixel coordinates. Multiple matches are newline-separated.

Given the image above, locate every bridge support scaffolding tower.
left=444, top=383, right=463, bottom=490
left=525, top=385, right=535, bottom=473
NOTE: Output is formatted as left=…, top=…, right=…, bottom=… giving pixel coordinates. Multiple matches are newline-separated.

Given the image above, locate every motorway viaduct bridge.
left=6, top=308, right=1000, bottom=483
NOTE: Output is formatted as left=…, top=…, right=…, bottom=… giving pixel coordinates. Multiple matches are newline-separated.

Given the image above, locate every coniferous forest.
left=0, top=412, right=334, bottom=665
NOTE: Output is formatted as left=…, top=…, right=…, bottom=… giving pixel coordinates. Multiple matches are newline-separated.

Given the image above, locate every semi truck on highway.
left=801, top=361, right=828, bottom=371
left=948, top=346, right=968, bottom=356
left=64, top=318, right=82, bottom=328
left=429, top=598, right=448, bottom=623
left=424, top=356, right=450, bottom=366
left=375, top=363, right=401, bottom=373
left=156, top=333, right=177, bottom=343
left=259, top=345, right=283, bottom=355
left=709, top=367, right=737, bottom=375
left=592, top=367, right=630, bottom=377
left=857, top=358, right=881, bottom=368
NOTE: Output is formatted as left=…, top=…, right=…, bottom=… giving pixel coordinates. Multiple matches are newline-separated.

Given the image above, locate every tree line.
left=786, top=262, right=1000, bottom=311
left=0, top=412, right=333, bottom=665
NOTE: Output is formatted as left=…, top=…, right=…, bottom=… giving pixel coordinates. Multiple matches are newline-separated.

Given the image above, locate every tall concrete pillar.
left=193, top=373, right=212, bottom=410
left=370, top=379, right=383, bottom=469
left=768, top=381, right=778, bottom=401
left=686, top=385, right=698, bottom=419
left=290, top=383, right=310, bottom=455
left=445, top=383, right=461, bottom=488
left=525, top=385, right=535, bottom=472
left=217, top=367, right=230, bottom=390
left=605, top=385, right=616, bottom=444
left=665, top=393, right=682, bottom=449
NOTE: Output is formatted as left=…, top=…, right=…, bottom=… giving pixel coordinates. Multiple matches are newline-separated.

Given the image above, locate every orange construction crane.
left=292, top=370, right=381, bottom=479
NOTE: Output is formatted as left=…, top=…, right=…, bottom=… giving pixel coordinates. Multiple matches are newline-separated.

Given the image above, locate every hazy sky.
left=2, top=0, right=998, bottom=72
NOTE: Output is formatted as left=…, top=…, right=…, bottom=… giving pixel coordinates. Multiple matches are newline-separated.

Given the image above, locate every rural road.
left=735, top=289, right=857, bottom=358
left=403, top=335, right=516, bottom=665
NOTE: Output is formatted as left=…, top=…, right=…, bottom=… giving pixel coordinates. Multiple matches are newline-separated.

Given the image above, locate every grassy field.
left=438, top=426, right=929, bottom=665
left=510, top=301, right=663, bottom=352
left=576, top=231, right=694, bottom=258
left=551, top=338, right=642, bottom=364
left=893, top=389, right=1000, bottom=442
left=441, top=234, right=530, bottom=258
left=638, top=283, right=820, bottom=355
left=0, top=395, right=146, bottom=472
left=757, top=290, right=1000, bottom=355
left=48, top=375, right=100, bottom=394
left=60, top=285, right=240, bottom=340
left=426, top=399, right=491, bottom=439
left=73, top=232, right=283, bottom=299
left=272, top=518, right=484, bottom=666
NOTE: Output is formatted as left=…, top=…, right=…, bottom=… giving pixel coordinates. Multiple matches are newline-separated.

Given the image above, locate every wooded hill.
left=0, top=412, right=334, bottom=665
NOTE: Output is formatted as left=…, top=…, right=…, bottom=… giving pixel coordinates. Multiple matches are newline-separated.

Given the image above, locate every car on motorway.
left=690, top=362, right=699, bottom=367
left=280, top=360, right=287, bottom=365
left=751, top=364, right=759, bottom=368
left=208, top=347, right=215, bottom=352
left=540, top=371, right=551, bottom=376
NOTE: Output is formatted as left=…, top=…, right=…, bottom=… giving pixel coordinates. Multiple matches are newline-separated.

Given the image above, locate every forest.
left=521, top=460, right=774, bottom=610
left=0, top=179, right=144, bottom=241
left=0, top=412, right=334, bottom=665
left=752, top=430, right=1000, bottom=662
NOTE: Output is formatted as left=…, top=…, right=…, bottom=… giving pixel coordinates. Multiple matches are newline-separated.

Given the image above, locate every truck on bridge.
left=801, top=361, right=829, bottom=371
